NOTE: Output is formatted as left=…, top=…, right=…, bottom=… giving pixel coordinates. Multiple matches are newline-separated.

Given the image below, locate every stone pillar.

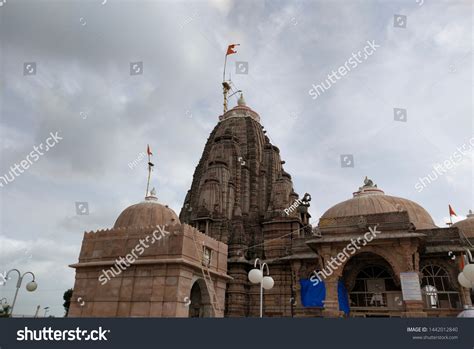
left=322, top=275, right=343, bottom=318
left=320, top=248, right=344, bottom=318
left=225, top=263, right=247, bottom=317
left=399, top=244, right=426, bottom=317
left=290, top=261, right=301, bottom=317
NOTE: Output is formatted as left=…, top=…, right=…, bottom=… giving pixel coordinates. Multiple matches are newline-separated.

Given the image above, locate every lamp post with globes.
left=248, top=258, right=274, bottom=318
left=4, top=269, right=38, bottom=316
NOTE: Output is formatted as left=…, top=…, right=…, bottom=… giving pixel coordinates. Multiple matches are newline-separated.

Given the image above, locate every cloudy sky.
left=0, top=0, right=472, bottom=317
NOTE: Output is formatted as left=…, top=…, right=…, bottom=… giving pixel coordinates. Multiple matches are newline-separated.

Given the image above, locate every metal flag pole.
left=145, top=145, right=153, bottom=197
left=222, top=44, right=239, bottom=113
left=223, top=54, right=231, bottom=113
left=223, top=54, right=228, bottom=83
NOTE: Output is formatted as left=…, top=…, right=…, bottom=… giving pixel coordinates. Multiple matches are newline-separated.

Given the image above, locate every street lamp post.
left=248, top=258, right=274, bottom=318
left=4, top=269, right=38, bottom=316
left=43, top=306, right=50, bottom=317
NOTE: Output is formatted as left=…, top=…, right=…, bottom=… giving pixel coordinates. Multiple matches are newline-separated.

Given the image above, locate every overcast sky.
left=0, top=0, right=472, bottom=317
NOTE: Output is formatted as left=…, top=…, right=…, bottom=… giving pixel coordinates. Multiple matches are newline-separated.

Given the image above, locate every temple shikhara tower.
left=179, top=94, right=312, bottom=317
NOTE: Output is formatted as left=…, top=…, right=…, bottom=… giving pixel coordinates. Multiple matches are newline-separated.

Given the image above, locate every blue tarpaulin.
left=299, top=279, right=350, bottom=314
left=337, top=280, right=350, bottom=314
left=300, top=278, right=326, bottom=307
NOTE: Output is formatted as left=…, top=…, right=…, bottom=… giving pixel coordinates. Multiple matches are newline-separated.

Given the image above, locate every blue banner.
left=299, top=279, right=350, bottom=314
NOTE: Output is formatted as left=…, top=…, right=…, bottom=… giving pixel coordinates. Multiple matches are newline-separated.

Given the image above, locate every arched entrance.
left=342, top=252, right=403, bottom=316
left=420, top=264, right=461, bottom=310
left=188, top=278, right=214, bottom=318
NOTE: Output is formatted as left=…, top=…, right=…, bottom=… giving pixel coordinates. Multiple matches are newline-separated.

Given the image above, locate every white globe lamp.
left=248, top=269, right=263, bottom=284
left=458, top=272, right=473, bottom=289
left=26, top=281, right=37, bottom=292
left=462, top=264, right=474, bottom=283
left=262, top=276, right=274, bottom=290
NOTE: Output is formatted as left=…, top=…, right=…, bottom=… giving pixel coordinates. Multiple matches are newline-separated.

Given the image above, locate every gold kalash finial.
left=222, top=44, right=242, bottom=113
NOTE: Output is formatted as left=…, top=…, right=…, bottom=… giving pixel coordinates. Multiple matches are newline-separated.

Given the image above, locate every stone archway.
left=341, top=253, right=402, bottom=314
left=188, top=278, right=214, bottom=318
left=316, top=244, right=410, bottom=317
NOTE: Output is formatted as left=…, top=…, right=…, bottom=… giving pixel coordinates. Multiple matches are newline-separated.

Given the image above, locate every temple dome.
left=320, top=178, right=437, bottom=230
left=453, top=210, right=474, bottom=238
left=114, top=194, right=180, bottom=229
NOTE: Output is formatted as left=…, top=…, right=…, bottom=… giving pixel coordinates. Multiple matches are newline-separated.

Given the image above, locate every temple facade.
left=69, top=95, right=473, bottom=318
left=178, top=95, right=473, bottom=317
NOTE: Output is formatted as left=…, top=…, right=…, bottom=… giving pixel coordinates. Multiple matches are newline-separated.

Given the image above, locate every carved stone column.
left=290, top=261, right=301, bottom=317
left=400, top=243, right=426, bottom=317
left=320, top=248, right=344, bottom=318
left=322, top=274, right=343, bottom=318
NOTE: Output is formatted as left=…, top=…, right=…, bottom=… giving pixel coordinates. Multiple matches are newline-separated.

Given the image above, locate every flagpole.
left=146, top=151, right=151, bottom=198
left=223, top=54, right=228, bottom=82
left=222, top=53, right=230, bottom=113
left=448, top=205, right=455, bottom=226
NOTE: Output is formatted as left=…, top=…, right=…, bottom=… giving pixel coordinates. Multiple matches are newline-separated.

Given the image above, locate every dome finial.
left=145, top=187, right=158, bottom=201
left=362, top=176, right=376, bottom=188
left=353, top=177, right=383, bottom=197
left=237, top=93, right=246, bottom=106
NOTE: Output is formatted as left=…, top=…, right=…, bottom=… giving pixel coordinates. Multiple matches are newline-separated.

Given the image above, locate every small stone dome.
left=114, top=195, right=180, bottom=229
left=453, top=210, right=474, bottom=238
left=320, top=178, right=437, bottom=230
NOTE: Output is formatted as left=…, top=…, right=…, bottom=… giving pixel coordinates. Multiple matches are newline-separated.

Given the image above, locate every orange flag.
left=147, top=144, right=153, bottom=156
left=449, top=204, right=457, bottom=217
left=226, top=44, right=240, bottom=56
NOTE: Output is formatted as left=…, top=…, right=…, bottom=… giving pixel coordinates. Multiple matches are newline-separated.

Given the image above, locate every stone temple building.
left=178, top=95, right=473, bottom=317
left=68, top=190, right=230, bottom=317
left=69, top=95, right=473, bottom=318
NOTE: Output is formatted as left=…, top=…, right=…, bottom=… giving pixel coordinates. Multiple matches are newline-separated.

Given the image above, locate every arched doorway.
left=188, top=278, right=214, bottom=318
left=420, top=264, right=461, bottom=310
left=342, top=252, right=402, bottom=316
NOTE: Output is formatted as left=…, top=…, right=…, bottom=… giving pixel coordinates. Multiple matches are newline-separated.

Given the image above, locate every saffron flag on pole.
left=449, top=204, right=457, bottom=217
left=226, top=44, right=240, bottom=56
left=147, top=144, right=154, bottom=168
